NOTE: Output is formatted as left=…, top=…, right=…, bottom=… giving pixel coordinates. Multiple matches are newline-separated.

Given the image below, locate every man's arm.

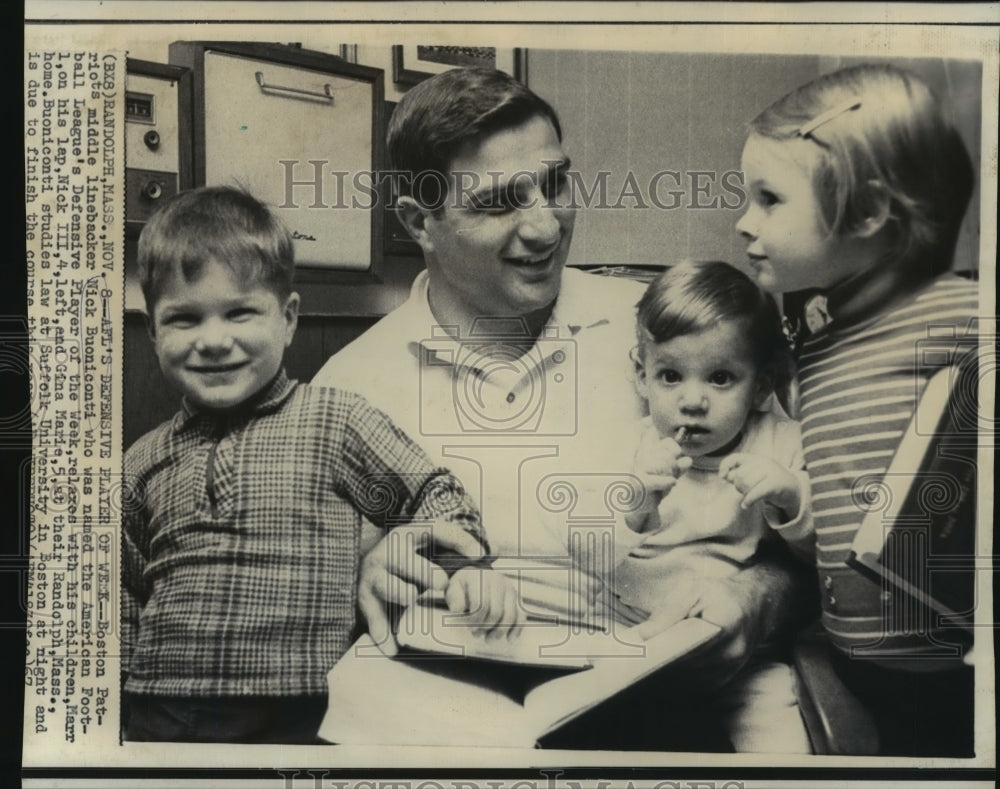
left=356, top=522, right=490, bottom=656
left=727, top=535, right=819, bottom=648
left=342, top=395, right=500, bottom=654
left=633, top=535, right=819, bottom=689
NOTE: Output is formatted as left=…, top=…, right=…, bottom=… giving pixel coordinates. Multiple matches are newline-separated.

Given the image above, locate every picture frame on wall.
left=168, top=40, right=387, bottom=284
left=392, top=44, right=527, bottom=85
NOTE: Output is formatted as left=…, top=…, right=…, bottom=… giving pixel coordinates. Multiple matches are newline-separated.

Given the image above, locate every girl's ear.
left=854, top=179, right=892, bottom=239
left=396, top=196, right=437, bottom=255
left=752, top=373, right=774, bottom=410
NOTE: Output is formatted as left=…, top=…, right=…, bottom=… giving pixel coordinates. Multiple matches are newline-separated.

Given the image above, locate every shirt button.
left=506, top=392, right=515, bottom=403
left=827, top=595, right=837, bottom=609
left=823, top=575, right=833, bottom=589
left=880, top=590, right=892, bottom=603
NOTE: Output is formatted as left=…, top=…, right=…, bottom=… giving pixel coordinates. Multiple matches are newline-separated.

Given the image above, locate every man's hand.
left=445, top=567, right=524, bottom=641
left=357, top=520, right=488, bottom=656
left=719, top=452, right=801, bottom=519
left=628, top=574, right=764, bottom=690
left=627, top=545, right=818, bottom=689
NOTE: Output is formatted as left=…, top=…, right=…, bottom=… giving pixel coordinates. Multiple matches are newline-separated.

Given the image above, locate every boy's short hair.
left=137, top=186, right=294, bottom=313
left=749, top=63, right=974, bottom=278
left=636, top=260, right=794, bottom=410
left=388, top=68, right=562, bottom=210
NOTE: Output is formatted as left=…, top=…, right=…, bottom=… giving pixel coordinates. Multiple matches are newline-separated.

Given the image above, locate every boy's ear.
left=282, top=291, right=301, bottom=347
left=396, top=196, right=437, bottom=255
left=143, top=310, right=156, bottom=342
left=853, top=179, right=892, bottom=238
left=630, top=347, right=650, bottom=397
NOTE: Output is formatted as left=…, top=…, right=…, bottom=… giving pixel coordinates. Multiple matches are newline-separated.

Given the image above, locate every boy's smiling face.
left=150, top=259, right=299, bottom=411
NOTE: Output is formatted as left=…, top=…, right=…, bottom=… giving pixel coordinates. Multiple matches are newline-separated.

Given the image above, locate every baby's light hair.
left=750, top=63, right=974, bottom=278
left=636, top=260, right=794, bottom=413
left=137, top=186, right=295, bottom=314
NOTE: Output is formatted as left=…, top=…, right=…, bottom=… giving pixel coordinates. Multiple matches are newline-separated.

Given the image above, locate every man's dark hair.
left=388, top=67, right=562, bottom=208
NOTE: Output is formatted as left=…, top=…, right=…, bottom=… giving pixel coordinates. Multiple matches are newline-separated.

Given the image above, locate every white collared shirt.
left=314, top=268, right=648, bottom=563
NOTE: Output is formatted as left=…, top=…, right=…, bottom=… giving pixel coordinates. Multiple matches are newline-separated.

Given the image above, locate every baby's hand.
left=627, top=424, right=693, bottom=533
left=633, top=424, right=694, bottom=497
left=718, top=453, right=801, bottom=519
left=445, top=567, right=524, bottom=641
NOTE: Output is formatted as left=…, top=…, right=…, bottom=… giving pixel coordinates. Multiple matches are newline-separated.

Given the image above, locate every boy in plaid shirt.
left=122, top=186, right=520, bottom=743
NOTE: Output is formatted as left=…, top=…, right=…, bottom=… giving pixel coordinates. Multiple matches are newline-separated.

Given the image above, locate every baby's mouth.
left=676, top=425, right=709, bottom=443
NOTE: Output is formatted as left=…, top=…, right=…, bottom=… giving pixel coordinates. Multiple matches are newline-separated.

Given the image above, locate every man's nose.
left=516, top=196, right=562, bottom=246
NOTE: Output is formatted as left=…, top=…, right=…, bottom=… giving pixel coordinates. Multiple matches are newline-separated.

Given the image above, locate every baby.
left=616, top=259, right=813, bottom=752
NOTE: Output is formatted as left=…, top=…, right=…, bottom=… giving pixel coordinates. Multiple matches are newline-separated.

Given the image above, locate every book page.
left=322, top=618, right=719, bottom=746
left=397, top=593, right=594, bottom=669
left=321, top=634, right=538, bottom=747
left=395, top=564, right=648, bottom=668
left=523, top=617, right=722, bottom=736
left=17, top=3, right=998, bottom=788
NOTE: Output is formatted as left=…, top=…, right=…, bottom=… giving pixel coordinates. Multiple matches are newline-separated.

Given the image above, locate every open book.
left=320, top=615, right=720, bottom=747
left=395, top=562, right=652, bottom=669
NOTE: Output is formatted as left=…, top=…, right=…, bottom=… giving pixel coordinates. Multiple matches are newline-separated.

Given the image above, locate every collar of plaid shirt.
left=178, top=368, right=297, bottom=428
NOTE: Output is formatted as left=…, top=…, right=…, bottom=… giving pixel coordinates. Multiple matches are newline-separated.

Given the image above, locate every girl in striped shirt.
left=736, top=63, right=980, bottom=756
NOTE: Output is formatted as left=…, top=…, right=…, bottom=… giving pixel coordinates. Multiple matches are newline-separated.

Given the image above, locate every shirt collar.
left=548, top=267, right=617, bottom=336
left=404, top=268, right=612, bottom=369
left=175, top=369, right=297, bottom=430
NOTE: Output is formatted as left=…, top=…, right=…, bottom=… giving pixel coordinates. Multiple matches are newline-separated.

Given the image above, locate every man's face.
left=419, top=115, right=576, bottom=323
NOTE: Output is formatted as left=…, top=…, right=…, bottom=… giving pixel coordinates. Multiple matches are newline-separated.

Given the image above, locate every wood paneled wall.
left=123, top=312, right=381, bottom=448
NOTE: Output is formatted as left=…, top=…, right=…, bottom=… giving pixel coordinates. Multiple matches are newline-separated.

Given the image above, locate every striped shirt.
left=122, top=370, right=486, bottom=697
left=797, top=275, right=979, bottom=663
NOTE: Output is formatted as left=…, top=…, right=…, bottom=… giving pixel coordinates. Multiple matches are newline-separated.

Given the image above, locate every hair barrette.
left=797, top=99, right=862, bottom=137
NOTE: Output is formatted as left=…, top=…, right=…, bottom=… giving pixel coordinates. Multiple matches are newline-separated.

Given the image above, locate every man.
left=314, top=68, right=815, bottom=749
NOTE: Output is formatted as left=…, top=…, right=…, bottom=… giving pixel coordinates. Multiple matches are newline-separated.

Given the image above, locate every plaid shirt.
left=122, top=370, right=486, bottom=697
